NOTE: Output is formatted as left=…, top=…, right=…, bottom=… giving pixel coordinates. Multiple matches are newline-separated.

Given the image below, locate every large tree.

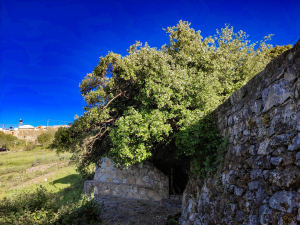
left=52, top=21, right=274, bottom=177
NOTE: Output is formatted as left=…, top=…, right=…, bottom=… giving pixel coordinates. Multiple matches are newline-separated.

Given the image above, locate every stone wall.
left=84, top=157, right=169, bottom=201
left=180, top=39, right=300, bottom=224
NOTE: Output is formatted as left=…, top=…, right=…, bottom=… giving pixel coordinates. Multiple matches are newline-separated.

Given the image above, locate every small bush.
left=23, top=143, right=36, bottom=151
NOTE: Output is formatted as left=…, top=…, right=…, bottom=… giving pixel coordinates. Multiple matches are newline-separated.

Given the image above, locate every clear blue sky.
left=0, top=0, right=299, bottom=128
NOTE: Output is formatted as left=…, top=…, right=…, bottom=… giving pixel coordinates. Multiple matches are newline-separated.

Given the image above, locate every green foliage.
left=267, top=44, right=292, bottom=60
left=0, top=182, right=103, bottom=224
left=23, top=142, right=37, bottom=151
left=175, top=115, right=229, bottom=177
left=52, top=20, right=273, bottom=177
left=0, top=131, right=18, bottom=149
left=37, top=132, right=52, bottom=146
left=37, top=130, right=56, bottom=147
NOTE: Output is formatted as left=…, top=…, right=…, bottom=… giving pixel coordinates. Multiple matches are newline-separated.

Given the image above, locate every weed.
left=165, top=212, right=181, bottom=225
left=0, top=181, right=103, bottom=224
left=248, top=118, right=257, bottom=129
left=263, top=115, right=270, bottom=126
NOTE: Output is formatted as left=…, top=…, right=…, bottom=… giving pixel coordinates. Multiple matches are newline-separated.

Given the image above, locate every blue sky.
left=0, top=0, right=299, bottom=128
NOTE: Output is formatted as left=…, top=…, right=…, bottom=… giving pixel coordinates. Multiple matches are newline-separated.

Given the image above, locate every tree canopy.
left=37, top=132, right=53, bottom=146
left=0, top=131, right=18, bottom=149
left=267, top=44, right=292, bottom=60
left=52, top=21, right=275, bottom=177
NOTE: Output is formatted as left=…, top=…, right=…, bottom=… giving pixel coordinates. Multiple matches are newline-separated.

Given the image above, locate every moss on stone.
left=282, top=213, right=294, bottom=225
left=263, top=115, right=270, bottom=126
left=248, top=118, right=257, bottom=129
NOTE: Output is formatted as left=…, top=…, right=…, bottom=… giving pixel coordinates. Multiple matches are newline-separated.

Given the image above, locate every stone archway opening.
left=149, top=154, right=190, bottom=199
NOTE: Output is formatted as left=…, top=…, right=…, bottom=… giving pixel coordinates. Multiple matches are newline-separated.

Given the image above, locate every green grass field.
left=0, top=147, right=75, bottom=198
left=0, top=147, right=102, bottom=224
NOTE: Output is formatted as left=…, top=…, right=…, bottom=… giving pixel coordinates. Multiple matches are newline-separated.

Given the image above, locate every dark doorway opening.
left=169, top=166, right=189, bottom=195
left=150, top=156, right=189, bottom=196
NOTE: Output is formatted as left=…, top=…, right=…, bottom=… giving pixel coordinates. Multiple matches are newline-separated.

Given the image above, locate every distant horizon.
left=0, top=119, right=73, bottom=129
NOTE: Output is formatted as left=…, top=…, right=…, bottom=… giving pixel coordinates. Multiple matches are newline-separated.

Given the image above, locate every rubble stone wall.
left=84, top=157, right=169, bottom=201
left=180, top=40, right=300, bottom=225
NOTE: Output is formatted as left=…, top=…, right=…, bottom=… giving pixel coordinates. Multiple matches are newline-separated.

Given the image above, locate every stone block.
left=296, top=151, right=300, bottom=160
left=270, top=134, right=288, bottom=147
left=148, top=178, right=153, bottom=186
left=236, top=210, right=244, bottom=222
left=153, top=173, right=160, bottom=181
left=288, top=133, right=300, bottom=151
left=147, top=190, right=154, bottom=198
left=127, top=191, right=134, bottom=198
left=106, top=177, right=113, bottom=182
left=99, top=174, right=107, bottom=182
left=141, top=168, right=149, bottom=175
left=250, top=169, right=262, bottom=180
left=158, top=181, right=164, bottom=189
left=257, top=139, right=272, bottom=155
left=231, top=85, right=247, bottom=104
left=233, top=145, right=241, bottom=156
left=136, top=178, right=144, bottom=185
left=259, top=204, right=272, bottom=225
left=133, top=186, right=138, bottom=194
left=127, top=177, right=136, bottom=184
left=262, top=82, right=291, bottom=112
left=153, top=194, right=161, bottom=201
left=282, top=151, right=295, bottom=166
left=138, top=164, right=143, bottom=169
left=252, top=100, right=263, bottom=114
left=269, top=191, right=298, bottom=213
left=139, top=187, right=146, bottom=196
left=105, top=159, right=111, bottom=167
left=148, top=171, right=154, bottom=176
left=142, top=175, right=149, bottom=183
left=269, top=166, right=300, bottom=187
left=272, top=146, right=286, bottom=156
left=234, top=186, right=244, bottom=197
left=248, top=214, right=259, bottom=225
left=249, top=145, right=256, bottom=155
left=255, top=187, right=266, bottom=205
left=271, top=156, right=283, bottom=166
left=284, top=68, right=297, bottom=82
left=113, top=178, right=122, bottom=183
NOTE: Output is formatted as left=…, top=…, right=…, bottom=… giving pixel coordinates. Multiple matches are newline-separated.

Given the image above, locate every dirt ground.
left=97, top=195, right=181, bottom=225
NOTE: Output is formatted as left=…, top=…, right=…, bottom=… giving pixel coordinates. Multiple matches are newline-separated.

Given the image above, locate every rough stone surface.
left=180, top=39, right=300, bottom=225
left=84, top=157, right=169, bottom=201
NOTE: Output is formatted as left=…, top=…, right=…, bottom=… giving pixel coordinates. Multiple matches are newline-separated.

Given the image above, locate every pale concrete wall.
left=84, top=157, right=169, bottom=201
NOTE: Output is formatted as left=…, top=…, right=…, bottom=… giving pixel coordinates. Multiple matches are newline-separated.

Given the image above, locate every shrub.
left=37, top=132, right=53, bottom=146
left=23, top=143, right=36, bottom=151
left=0, top=183, right=103, bottom=224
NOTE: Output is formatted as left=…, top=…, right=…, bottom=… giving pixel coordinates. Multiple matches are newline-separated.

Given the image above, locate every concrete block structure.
left=84, top=157, right=169, bottom=201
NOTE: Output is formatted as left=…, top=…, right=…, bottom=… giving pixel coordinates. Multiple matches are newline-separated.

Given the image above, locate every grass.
left=0, top=147, right=73, bottom=194
left=0, top=147, right=71, bottom=174
left=0, top=146, right=103, bottom=224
